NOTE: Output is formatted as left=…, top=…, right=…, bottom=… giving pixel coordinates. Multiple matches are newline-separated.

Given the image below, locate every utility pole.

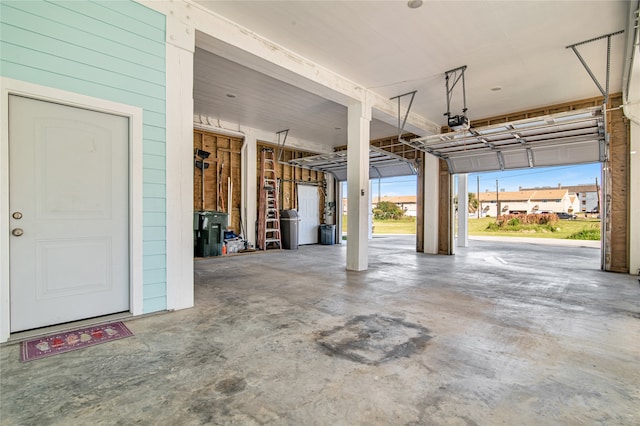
left=595, top=177, right=600, bottom=214
left=476, top=175, right=480, bottom=218
left=496, top=179, right=500, bottom=218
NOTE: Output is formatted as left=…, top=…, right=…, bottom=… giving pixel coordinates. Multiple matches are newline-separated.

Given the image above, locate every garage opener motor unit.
left=444, top=65, right=470, bottom=131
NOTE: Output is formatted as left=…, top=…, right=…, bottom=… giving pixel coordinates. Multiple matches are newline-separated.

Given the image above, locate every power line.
left=342, top=179, right=417, bottom=187
left=472, top=164, right=598, bottom=181
left=376, top=179, right=416, bottom=185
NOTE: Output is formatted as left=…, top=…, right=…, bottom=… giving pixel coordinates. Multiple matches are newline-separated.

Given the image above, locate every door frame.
left=0, top=77, right=144, bottom=342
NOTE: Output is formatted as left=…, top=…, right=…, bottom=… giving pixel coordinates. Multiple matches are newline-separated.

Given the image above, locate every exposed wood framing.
left=334, top=134, right=421, bottom=162
left=606, top=95, right=629, bottom=273
left=193, top=130, right=243, bottom=234
left=438, top=159, right=453, bottom=255
left=257, top=142, right=326, bottom=224
left=416, top=152, right=425, bottom=253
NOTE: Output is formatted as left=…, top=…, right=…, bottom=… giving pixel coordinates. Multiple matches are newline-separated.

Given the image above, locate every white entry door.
left=297, top=184, right=319, bottom=245
left=9, top=95, right=130, bottom=332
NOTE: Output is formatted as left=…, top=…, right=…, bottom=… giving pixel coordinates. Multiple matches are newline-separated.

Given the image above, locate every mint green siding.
left=1, top=0, right=168, bottom=313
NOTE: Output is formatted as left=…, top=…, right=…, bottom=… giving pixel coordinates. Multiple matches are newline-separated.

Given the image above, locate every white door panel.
left=297, top=185, right=319, bottom=245
left=9, top=95, right=130, bottom=332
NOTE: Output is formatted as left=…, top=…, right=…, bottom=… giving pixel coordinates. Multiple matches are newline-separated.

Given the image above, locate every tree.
left=453, top=193, right=479, bottom=213
left=468, top=192, right=479, bottom=213
left=373, top=201, right=404, bottom=220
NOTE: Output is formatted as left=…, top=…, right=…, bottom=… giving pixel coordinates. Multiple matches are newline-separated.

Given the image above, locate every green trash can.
left=194, top=211, right=228, bottom=257
left=319, top=224, right=335, bottom=245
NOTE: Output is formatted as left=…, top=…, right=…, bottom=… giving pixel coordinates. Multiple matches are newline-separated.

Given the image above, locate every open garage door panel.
left=287, top=146, right=416, bottom=181
left=405, top=106, right=606, bottom=174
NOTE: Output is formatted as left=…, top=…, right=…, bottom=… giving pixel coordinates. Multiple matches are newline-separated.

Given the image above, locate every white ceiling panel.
left=194, top=1, right=628, bottom=128
left=194, top=48, right=400, bottom=147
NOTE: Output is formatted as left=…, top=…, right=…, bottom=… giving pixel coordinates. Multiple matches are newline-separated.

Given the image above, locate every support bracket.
left=445, top=157, right=454, bottom=174
left=566, top=30, right=624, bottom=104
left=390, top=91, right=417, bottom=144
left=526, top=148, right=534, bottom=168
left=599, top=138, right=607, bottom=162
left=600, top=100, right=609, bottom=162
left=275, top=129, right=289, bottom=163
left=496, top=151, right=505, bottom=171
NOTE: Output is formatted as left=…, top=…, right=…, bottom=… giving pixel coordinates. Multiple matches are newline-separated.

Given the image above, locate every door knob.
left=12, top=228, right=23, bottom=237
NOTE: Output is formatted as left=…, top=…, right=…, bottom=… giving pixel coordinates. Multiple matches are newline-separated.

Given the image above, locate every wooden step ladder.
left=257, top=148, right=282, bottom=250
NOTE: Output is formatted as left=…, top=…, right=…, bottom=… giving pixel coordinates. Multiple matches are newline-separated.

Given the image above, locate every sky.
left=359, top=162, right=602, bottom=198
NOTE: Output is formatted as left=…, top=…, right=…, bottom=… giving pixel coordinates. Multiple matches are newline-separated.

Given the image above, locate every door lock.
left=12, top=212, right=22, bottom=220
left=12, top=228, right=24, bottom=237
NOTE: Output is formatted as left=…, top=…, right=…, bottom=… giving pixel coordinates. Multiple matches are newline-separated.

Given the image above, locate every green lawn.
left=342, top=216, right=416, bottom=234
left=373, top=218, right=416, bottom=234
left=341, top=215, right=601, bottom=239
left=467, top=217, right=601, bottom=239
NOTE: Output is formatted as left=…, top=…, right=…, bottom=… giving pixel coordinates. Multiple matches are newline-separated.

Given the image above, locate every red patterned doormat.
left=20, top=322, right=133, bottom=362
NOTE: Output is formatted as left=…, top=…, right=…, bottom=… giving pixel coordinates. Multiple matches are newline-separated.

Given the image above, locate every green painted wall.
left=0, top=0, right=167, bottom=313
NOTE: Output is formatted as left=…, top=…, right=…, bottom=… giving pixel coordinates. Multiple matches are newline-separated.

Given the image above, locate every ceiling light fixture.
left=407, top=0, right=423, bottom=9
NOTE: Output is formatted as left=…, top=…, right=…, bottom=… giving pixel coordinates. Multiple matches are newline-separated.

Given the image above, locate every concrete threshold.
left=469, top=235, right=601, bottom=248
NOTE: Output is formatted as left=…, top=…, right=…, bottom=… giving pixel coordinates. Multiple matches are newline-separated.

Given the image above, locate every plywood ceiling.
left=193, top=0, right=628, bottom=150
left=194, top=49, right=400, bottom=144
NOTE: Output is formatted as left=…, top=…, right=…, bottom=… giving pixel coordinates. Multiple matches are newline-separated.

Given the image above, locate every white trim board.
left=0, top=77, right=144, bottom=342
left=164, top=43, right=195, bottom=312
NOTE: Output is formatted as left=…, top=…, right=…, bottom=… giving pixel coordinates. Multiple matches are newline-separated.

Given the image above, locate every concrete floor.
left=1, top=236, right=639, bottom=425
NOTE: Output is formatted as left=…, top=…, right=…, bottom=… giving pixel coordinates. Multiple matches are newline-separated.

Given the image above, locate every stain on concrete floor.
left=316, top=314, right=432, bottom=365
left=215, top=376, right=247, bottom=395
